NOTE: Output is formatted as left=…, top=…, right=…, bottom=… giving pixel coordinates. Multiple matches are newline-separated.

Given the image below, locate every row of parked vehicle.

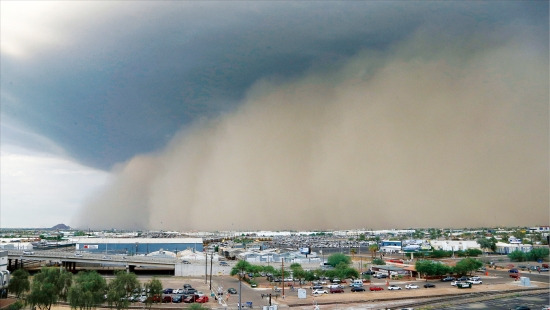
left=310, top=283, right=437, bottom=295
left=159, top=284, right=209, bottom=304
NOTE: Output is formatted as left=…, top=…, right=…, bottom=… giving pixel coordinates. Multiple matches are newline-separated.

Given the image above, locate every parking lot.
left=130, top=267, right=549, bottom=309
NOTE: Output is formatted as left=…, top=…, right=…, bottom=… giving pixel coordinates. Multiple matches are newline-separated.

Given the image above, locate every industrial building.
left=73, top=237, right=203, bottom=255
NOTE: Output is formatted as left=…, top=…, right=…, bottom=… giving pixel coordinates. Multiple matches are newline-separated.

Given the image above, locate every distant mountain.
left=51, top=223, right=70, bottom=230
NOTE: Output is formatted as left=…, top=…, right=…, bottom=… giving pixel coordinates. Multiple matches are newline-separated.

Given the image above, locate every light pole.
left=238, top=272, right=243, bottom=310
left=209, top=253, right=213, bottom=291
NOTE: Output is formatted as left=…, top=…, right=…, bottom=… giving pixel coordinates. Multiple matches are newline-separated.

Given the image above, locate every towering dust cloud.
left=76, top=33, right=549, bottom=231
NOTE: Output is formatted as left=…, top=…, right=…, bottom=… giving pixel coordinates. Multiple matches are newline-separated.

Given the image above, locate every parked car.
left=351, top=286, right=365, bottom=292
left=195, top=296, right=209, bottom=303
left=424, top=283, right=436, bottom=288
left=388, top=285, right=402, bottom=290
left=509, top=268, right=519, bottom=273
left=456, top=282, right=472, bottom=289
left=375, top=274, right=388, bottom=279
left=173, top=288, right=184, bottom=294
left=183, top=284, right=192, bottom=289
left=183, top=296, right=194, bottom=303
left=405, top=284, right=418, bottom=289
left=312, top=289, right=328, bottom=295
left=163, top=288, right=173, bottom=294
left=450, top=281, right=461, bottom=286
left=74, top=253, right=83, bottom=257
left=328, top=284, right=344, bottom=289
left=469, top=276, right=481, bottom=281
left=441, top=276, right=456, bottom=282
left=182, top=260, right=191, bottom=264
left=311, top=285, right=324, bottom=290
left=172, top=295, right=182, bottom=303
left=510, top=273, right=521, bottom=279
left=518, top=265, right=528, bottom=270
left=330, top=287, right=344, bottom=293
left=183, top=288, right=197, bottom=295
left=227, top=288, right=237, bottom=294
left=369, top=286, right=384, bottom=291
left=457, top=276, right=469, bottom=281
left=539, top=268, right=549, bottom=272
left=467, top=279, right=482, bottom=285
left=219, top=261, right=229, bottom=266
left=162, top=296, right=172, bottom=303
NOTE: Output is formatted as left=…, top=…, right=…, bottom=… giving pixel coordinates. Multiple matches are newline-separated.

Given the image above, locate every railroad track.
left=287, top=287, right=549, bottom=309
left=395, top=288, right=549, bottom=309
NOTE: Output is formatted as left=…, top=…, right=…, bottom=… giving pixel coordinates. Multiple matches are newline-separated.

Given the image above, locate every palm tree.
left=369, top=244, right=379, bottom=259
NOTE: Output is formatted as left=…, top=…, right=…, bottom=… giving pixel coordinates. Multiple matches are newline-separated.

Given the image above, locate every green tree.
left=412, top=230, right=424, bottom=239
left=230, top=260, right=252, bottom=280
left=476, top=237, right=497, bottom=253
left=527, top=247, right=549, bottom=261
left=8, top=269, right=30, bottom=298
left=464, top=249, right=483, bottom=257
left=430, top=250, right=452, bottom=258
left=67, top=271, right=107, bottom=310
left=289, top=263, right=305, bottom=284
left=27, top=268, right=73, bottom=310
left=369, top=244, right=379, bottom=258
left=144, top=278, right=162, bottom=309
left=453, top=258, right=483, bottom=276
left=106, top=271, right=140, bottom=310
left=372, top=258, right=385, bottom=265
left=508, top=250, right=528, bottom=262
left=303, top=270, right=316, bottom=282
left=261, top=265, right=276, bottom=276
left=415, top=260, right=451, bottom=278
left=327, top=253, right=351, bottom=267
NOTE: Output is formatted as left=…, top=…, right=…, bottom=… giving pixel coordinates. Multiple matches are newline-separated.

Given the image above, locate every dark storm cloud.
left=5, top=1, right=539, bottom=169
left=2, top=1, right=548, bottom=230
left=75, top=2, right=548, bottom=230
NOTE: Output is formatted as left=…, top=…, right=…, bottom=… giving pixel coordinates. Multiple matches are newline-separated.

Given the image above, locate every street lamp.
left=238, top=271, right=244, bottom=310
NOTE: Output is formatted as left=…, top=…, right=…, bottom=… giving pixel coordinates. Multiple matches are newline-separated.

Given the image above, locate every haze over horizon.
left=1, top=1, right=548, bottom=230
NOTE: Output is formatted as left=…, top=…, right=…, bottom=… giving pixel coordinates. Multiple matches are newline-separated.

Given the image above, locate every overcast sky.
left=1, top=1, right=548, bottom=230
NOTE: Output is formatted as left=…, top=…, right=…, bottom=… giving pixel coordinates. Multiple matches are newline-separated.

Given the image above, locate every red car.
left=369, top=286, right=384, bottom=291
left=196, top=296, right=209, bottom=303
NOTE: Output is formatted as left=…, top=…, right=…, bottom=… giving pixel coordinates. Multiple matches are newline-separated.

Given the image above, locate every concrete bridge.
left=6, top=250, right=233, bottom=276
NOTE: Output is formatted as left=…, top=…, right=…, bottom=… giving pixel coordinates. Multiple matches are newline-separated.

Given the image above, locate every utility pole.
left=209, top=253, right=213, bottom=290
left=282, top=259, right=285, bottom=299
left=205, top=252, right=208, bottom=284
left=360, top=256, right=363, bottom=279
